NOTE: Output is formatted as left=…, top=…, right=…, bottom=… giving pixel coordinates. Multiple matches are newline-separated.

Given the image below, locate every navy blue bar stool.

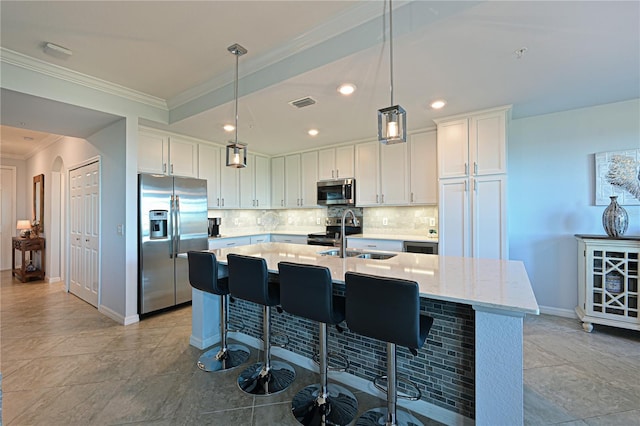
left=345, top=272, right=434, bottom=426
left=187, top=251, right=250, bottom=372
left=278, top=261, right=358, bottom=426
left=227, top=253, right=296, bottom=396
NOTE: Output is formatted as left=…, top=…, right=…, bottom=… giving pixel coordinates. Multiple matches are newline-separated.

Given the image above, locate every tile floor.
left=1, top=272, right=639, bottom=425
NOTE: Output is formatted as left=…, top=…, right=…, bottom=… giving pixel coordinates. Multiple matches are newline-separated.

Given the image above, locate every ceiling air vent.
left=289, top=97, right=317, bottom=109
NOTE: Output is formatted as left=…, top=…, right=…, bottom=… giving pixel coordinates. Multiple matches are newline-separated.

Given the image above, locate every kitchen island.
left=190, top=243, right=539, bottom=425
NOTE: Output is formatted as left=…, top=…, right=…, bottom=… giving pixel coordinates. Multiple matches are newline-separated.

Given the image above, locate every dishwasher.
left=403, top=240, right=438, bottom=255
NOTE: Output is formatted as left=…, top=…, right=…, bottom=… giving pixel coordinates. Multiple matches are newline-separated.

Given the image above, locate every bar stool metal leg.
left=291, top=323, right=358, bottom=425
left=237, top=305, right=296, bottom=395
left=197, top=294, right=250, bottom=372
left=355, top=343, right=423, bottom=426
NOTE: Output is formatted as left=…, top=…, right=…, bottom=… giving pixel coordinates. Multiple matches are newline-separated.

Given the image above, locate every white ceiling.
left=1, top=1, right=638, bottom=158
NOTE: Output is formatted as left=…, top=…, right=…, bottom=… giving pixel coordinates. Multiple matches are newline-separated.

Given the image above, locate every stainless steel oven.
left=316, top=178, right=356, bottom=206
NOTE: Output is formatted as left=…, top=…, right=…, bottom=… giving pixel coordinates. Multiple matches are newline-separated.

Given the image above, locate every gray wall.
left=508, top=99, right=640, bottom=314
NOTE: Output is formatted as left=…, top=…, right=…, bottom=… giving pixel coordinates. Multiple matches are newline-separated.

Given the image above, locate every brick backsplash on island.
left=209, top=206, right=438, bottom=236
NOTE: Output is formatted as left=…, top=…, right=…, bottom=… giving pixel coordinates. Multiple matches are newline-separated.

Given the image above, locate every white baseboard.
left=538, top=305, right=577, bottom=318
left=47, top=276, right=62, bottom=283
left=190, top=333, right=221, bottom=350
left=98, top=304, right=139, bottom=325
left=225, top=332, right=473, bottom=426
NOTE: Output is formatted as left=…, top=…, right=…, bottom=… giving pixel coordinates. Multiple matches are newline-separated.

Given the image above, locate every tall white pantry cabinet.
left=435, top=105, right=511, bottom=259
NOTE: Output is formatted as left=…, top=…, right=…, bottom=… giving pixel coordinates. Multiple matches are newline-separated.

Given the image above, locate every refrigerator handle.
left=169, top=195, right=175, bottom=258
left=175, top=195, right=181, bottom=255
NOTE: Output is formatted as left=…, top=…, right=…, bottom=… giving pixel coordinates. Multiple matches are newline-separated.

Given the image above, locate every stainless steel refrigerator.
left=138, top=173, right=208, bottom=315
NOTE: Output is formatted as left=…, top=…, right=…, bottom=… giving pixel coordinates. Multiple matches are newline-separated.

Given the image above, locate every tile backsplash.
left=209, top=205, right=438, bottom=236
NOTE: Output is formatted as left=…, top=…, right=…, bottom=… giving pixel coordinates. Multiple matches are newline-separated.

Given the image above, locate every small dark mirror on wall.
left=33, top=174, right=44, bottom=234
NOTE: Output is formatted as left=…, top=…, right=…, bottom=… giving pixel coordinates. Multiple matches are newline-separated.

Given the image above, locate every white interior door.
left=0, top=167, right=16, bottom=270
left=69, top=161, right=100, bottom=306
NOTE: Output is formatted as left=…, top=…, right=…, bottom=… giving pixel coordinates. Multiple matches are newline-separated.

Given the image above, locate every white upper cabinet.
left=138, top=128, right=198, bottom=178
left=355, top=140, right=408, bottom=206
left=409, top=131, right=437, bottom=205
left=240, top=154, right=270, bottom=208
left=271, top=157, right=285, bottom=208
left=198, top=144, right=221, bottom=209
left=318, top=146, right=354, bottom=180
left=436, top=106, right=509, bottom=178
left=284, top=154, right=301, bottom=208
left=300, top=151, right=318, bottom=207
left=219, top=154, right=240, bottom=209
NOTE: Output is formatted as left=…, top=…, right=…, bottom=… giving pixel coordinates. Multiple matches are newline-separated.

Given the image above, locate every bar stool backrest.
left=187, top=251, right=228, bottom=295
left=278, top=261, right=344, bottom=325
left=345, top=272, right=433, bottom=351
left=227, top=253, right=279, bottom=306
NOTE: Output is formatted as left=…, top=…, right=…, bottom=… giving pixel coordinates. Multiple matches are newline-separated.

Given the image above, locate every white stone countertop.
left=208, top=229, right=320, bottom=240
left=347, top=233, right=439, bottom=243
left=209, top=242, right=539, bottom=315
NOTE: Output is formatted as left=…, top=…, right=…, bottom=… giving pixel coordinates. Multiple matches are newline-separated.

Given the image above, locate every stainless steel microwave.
left=317, top=178, right=356, bottom=206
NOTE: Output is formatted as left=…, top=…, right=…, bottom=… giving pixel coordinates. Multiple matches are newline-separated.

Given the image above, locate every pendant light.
left=226, top=43, right=248, bottom=168
left=377, top=0, right=406, bottom=145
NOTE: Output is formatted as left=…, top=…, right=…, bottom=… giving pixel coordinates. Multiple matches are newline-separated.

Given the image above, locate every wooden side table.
left=12, top=237, right=46, bottom=282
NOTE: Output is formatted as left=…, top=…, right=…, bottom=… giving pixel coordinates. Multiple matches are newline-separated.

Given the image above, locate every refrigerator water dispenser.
left=149, top=210, right=168, bottom=239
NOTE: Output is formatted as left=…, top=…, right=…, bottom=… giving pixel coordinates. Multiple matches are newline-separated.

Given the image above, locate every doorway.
left=0, top=166, right=17, bottom=271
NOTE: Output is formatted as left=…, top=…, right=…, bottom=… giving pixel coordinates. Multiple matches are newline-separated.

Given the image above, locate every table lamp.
left=17, top=220, right=31, bottom=238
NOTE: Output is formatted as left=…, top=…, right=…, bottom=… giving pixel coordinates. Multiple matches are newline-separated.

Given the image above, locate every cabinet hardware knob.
left=474, top=162, right=478, bottom=175
left=464, top=163, right=468, bottom=175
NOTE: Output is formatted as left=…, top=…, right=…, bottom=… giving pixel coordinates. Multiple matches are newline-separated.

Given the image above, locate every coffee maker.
left=208, top=217, right=221, bottom=237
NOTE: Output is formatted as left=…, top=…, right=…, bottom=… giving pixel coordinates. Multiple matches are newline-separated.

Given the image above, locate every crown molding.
left=0, top=48, right=168, bottom=110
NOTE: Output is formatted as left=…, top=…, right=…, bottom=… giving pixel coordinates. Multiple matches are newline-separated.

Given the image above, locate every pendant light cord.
left=233, top=51, right=239, bottom=150
left=389, top=0, right=394, bottom=106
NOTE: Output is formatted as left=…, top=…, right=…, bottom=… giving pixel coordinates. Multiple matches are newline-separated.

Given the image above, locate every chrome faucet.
left=340, top=209, right=360, bottom=258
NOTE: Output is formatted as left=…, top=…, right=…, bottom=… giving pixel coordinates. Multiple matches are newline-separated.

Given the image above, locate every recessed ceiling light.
left=337, top=83, right=357, bottom=96
left=223, top=124, right=235, bottom=132
left=23, top=136, right=34, bottom=141
left=430, top=100, right=447, bottom=110
left=308, top=129, right=319, bottom=136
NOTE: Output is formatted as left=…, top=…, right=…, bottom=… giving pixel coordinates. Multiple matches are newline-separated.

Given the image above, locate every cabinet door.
left=285, top=154, right=301, bottom=208
left=410, top=131, right=437, bottom=204
left=438, top=178, right=470, bottom=257
left=168, top=136, right=198, bottom=177
left=198, top=144, right=221, bottom=208
left=271, top=157, right=285, bottom=208
left=138, top=131, right=168, bottom=174
left=472, top=175, right=507, bottom=259
left=239, top=154, right=256, bottom=208
left=301, top=151, right=318, bottom=207
left=380, top=142, right=408, bottom=205
left=335, top=145, right=354, bottom=178
left=254, top=155, right=270, bottom=208
left=470, top=111, right=507, bottom=176
left=208, top=236, right=251, bottom=249
left=355, top=141, right=380, bottom=206
left=347, top=238, right=403, bottom=252
left=219, top=157, right=240, bottom=208
left=318, top=148, right=336, bottom=180
left=437, top=118, right=469, bottom=178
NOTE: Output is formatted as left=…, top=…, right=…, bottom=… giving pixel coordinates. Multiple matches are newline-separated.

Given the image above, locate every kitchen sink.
left=318, top=249, right=362, bottom=257
left=317, top=249, right=397, bottom=260
left=356, top=252, right=397, bottom=260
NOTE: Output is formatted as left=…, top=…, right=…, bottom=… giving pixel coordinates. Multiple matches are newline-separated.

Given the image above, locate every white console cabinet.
left=575, top=235, right=639, bottom=332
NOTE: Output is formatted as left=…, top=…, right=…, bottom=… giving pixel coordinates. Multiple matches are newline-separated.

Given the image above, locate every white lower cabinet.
left=270, top=234, right=308, bottom=245
left=576, top=236, right=640, bottom=332
left=250, top=234, right=271, bottom=244
left=208, top=236, right=251, bottom=250
left=347, top=238, right=404, bottom=252
left=439, top=174, right=507, bottom=259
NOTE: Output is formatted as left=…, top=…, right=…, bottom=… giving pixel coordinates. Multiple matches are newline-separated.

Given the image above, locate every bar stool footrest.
left=312, top=351, right=349, bottom=372
left=373, top=375, right=422, bottom=401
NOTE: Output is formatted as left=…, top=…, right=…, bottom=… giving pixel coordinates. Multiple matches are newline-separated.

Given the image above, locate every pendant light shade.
left=377, top=0, right=407, bottom=145
left=226, top=43, right=248, bottom=168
